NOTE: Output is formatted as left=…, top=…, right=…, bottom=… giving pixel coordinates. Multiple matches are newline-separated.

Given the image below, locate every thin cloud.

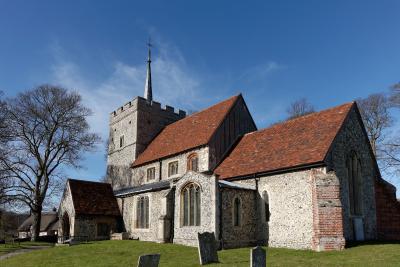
left=238, top=61, right=285, bottom=83
left=50, top=42, right=204, bottom=140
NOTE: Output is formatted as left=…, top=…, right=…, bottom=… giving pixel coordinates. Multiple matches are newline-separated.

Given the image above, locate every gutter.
left=218, top=182, right=223, bottom=249
left=223, top=162, right=326, bottom=182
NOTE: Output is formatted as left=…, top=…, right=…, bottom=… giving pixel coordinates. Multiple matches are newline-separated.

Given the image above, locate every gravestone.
left=197, top=232, right=219, bottom=265
left=250, top=246, right=266, bottom=267
left=137, top=254, right=160, bottom=267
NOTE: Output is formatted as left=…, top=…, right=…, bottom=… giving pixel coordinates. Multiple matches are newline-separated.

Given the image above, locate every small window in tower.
left=119, top=135, right=124, bottom=148
left=263, top=191, right=270, bottom=222
left=168, top=161, right=179, bottom=177
left=147, top=167, right=155, bottom=181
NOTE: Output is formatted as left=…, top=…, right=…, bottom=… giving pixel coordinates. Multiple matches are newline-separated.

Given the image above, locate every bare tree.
left=383, top=137, right=400, bottom=172
left=357, top=94, right=393, bottom=156
left=0, top=91, right=10, bottom=206
left=0, top=91, right=8, bottom=159
left=357, top=92, right=400, bottom=175
left=0, top=85, right=100, bottom=241
left=286, top=98, right=315, bottom=120
left=390, top=82, right=400, bottom=108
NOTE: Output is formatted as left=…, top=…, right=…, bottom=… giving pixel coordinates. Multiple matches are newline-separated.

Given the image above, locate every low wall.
left=375, top=178, right=400, bottom=240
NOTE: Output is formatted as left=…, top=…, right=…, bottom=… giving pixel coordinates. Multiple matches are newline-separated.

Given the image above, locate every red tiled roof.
left=133, top=95, right=241, bottom=167
left=215, top=102, right=355, bottom=179
left=68, top=179, right=120, bottom=216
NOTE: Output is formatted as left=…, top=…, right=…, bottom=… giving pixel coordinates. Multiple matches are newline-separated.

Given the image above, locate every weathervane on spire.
left=144, top=37, right=153, bottom=102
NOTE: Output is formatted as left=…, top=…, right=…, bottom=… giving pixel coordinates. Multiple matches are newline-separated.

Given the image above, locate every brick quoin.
left=312, top=170, right=345, bottom=251
left=375, top=178, right=400, bottom=240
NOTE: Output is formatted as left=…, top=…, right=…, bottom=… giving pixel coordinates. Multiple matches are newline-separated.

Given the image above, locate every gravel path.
left=0, top=245, right=52, bottom=260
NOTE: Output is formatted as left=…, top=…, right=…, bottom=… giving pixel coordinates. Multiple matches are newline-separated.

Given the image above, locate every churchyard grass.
left=0, top=241, right=53, bottom=256
left=1, top=240, right=400, bottom=266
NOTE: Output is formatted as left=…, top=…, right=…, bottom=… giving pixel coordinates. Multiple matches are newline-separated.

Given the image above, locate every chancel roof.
left=215, top=102, right=355, bottom=179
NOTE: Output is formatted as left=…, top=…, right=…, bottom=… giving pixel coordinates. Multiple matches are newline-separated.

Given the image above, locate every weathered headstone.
left=197, top=232, right=219, bottom=265
left=250, top=246, right=266, bottom=267
left=137, top=254, right=160, bottom=267
left=69, top=239, right=80, bottom=246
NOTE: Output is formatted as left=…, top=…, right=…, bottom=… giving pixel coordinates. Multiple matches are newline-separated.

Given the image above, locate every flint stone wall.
left=119, top=188, right=173, bottom=242
left=73, top=215, right=118, bottom=240
left=220, top=187, right=257, bottom=248
left=58, top=183, right=118, bottom=241
left=58, top=183, right=76, bottom=238
left=173, top=172, right=219, bottom=247
left=236, top=169, right=315, bottom=250
left=108, top=97, right=185, bottom=190
left=325, top=107, right=377, bottom=241
left=129, top=147, right=209, bottom=188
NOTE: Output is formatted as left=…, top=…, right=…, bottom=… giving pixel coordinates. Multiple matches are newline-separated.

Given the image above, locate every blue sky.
left=1, top=1, right=399, bottom=190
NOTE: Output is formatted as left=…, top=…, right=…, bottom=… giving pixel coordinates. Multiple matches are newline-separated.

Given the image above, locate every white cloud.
left=237, top=61, right=285, bottom=83
left=50, top=42, right=203, bottom=140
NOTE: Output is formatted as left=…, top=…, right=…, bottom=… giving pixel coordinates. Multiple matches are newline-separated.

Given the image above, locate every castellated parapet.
left=107, top=96, right=186, bottom=187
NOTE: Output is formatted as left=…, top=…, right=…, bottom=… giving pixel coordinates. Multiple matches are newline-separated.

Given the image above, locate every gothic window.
left=147, top=167, right=155, bottom=181
left=168, top=161, right=179, bottom=177
left=233, top=197, right=241, bottom=226
left=263, top=191, right=270, bottom=222
left=181, top=183, right=201, bottom=226
left=347, top=153, right=363, bottom=216
left=136, top=196, right=149, bottom=229
left=97, top=223, right=110, bottom=237
left=187, top=153, right=199, bottom=172
left=119, top=135, right=124, bottom=148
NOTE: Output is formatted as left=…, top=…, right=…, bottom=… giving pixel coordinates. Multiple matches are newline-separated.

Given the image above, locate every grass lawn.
left=0, top=241, right=54, bottom=256
left=1, top=240, right=400, bottom=267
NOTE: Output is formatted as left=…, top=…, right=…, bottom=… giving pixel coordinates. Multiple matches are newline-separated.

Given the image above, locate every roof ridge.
left=215, top=101, right=355, bottom=180
left=170, top=94, right=240, bottom=121
left=284, top=101, right=355, bottom=122
left=243, top=101, right=355, bottom=137
left=68, top=178, right=111, bottom=185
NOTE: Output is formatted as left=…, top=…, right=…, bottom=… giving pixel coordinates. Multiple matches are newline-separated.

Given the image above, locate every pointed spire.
left=144, top=38, right=153, bottom=102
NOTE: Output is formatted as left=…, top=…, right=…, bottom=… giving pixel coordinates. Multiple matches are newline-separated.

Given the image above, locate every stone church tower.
left=107, top=43, right=186, bottom=187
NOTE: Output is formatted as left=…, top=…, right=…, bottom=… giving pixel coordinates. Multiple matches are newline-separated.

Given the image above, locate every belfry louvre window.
left=147, top=167, right=155, bottom=181
left=263, top=191, right=270, bottom=222
left=181, top=183, right=201, bottom=226
left=187, top=154, right=199, bottom=172
left=168, top=161, right=179, bottom=177
left=119, top=135, right=124, bottom=148
left=136, top=196, right=149, bottom=229
left=233, top=197, right=241, bottom=226
left=347, top=153, right=363, bottom=216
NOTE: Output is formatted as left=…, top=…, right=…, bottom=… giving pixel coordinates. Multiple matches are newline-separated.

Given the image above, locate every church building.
left=58, top=46, right=400, bottom=251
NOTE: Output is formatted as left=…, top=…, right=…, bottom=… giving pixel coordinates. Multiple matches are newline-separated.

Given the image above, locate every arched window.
left=136, top=196, right=149, bottom=228
left=187, top=153, right=199, bottom=172
left=181, top=183, right=201, bottom=226
left=263, top=191, right=270, bottom=222
left=233, top=197, right=241, bottom=226
left=62, top=213, right=70, bottom=239
left=347, top=153, right=363, bottom=216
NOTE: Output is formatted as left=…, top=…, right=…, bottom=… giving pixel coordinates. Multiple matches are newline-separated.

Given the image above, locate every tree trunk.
left=31, top=206, right=42, bottom=241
